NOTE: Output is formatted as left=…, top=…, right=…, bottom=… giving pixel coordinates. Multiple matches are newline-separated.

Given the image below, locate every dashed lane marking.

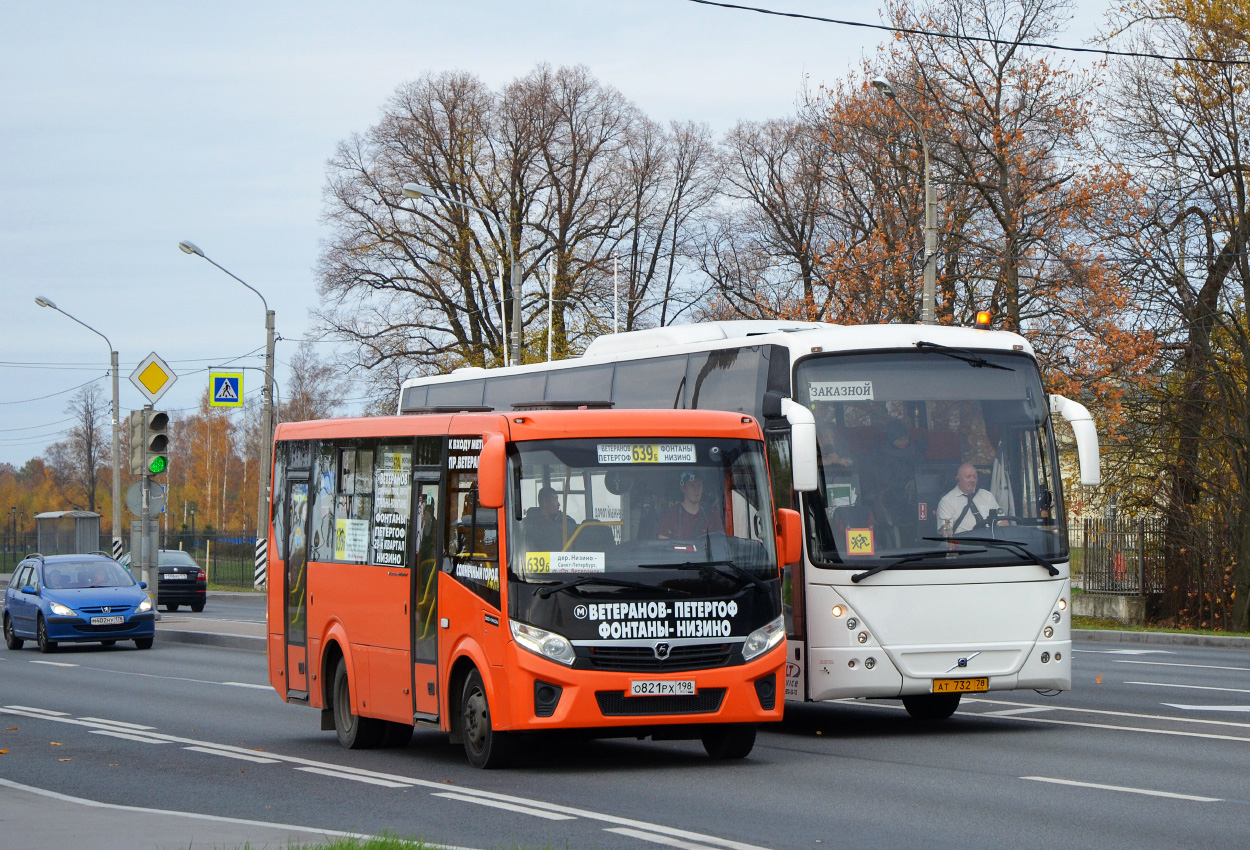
left=1106, top=659, right=1250, bottom=672
left=90, top=730, right=172, bottom=744
left=1163, top=704, right=1250, bottom=713
left=606, top=827, right=725, bottom=850
left=29, top=660, right=78, bottom=667
left=79, top=717, right=156, bottom=730
left=1021, top=776, right=1221, bottom=802
left=1126, top=681, right=1250, bottom=695
left=980, top=706, right=1054, bottom=717
left=295, top=766, right=414, bottom=788
left=185, top=745, right=280, bottom=764
left=6, top=705, right=69, bottom=715
left=433, top=792, right=576, bottom=820
left=221, top=681, right=270, bottom=690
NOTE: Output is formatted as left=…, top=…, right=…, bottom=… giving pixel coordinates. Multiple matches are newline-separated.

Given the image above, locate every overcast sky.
left=0, top=0, right=1108, bottom=467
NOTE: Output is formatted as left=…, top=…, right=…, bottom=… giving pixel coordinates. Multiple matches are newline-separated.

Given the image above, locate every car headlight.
left=49, top=602, right=74, bottom=617
left=510, top=619, right=576, bottom=666
left=136, top=597, right=152, bottom=613
left=741, top=615, right=786, bottom=661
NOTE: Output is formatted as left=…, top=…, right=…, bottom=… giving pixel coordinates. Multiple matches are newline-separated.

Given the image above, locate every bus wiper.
left=647, top=559, right=773, bottom=593
left=916, top=341, right=1014, bottom=371
left=535, top=576, right=689, bottom=598
left=851, top=547, right=987, bottom=583
left=925, top=536, right=1059, bottom=576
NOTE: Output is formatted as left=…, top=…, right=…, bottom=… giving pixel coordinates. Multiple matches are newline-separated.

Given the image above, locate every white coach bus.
left=398, top=319, right=1099, bottom=720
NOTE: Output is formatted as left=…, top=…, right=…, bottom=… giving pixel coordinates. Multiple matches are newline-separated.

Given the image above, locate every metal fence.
left=2, top=529, right=259, bottom=591
left=1081, top=517, right=1167, bottom=596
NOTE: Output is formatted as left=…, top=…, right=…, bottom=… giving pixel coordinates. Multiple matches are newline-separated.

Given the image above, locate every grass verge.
left=1072, top=614, right=1250, bottom=638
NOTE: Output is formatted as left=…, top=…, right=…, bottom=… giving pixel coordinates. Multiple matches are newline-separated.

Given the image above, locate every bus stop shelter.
left=34, top=511, right=102, bottom=555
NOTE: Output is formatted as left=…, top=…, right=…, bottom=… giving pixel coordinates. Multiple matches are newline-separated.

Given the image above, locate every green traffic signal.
left=148, top=455, right=168, bottom=474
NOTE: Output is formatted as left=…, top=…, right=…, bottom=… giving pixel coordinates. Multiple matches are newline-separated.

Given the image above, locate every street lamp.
left=178, top=241, right=276, bottom=571
left=402, top=183, right=522, bottom=365
left=872, top=76, right=938, bottom=325
left=34, top=297, right=123, bottom=558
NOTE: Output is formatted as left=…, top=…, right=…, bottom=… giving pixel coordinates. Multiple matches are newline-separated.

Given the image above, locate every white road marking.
left=1108, top=659, right=1250, bottom=672
left=29, top=660, right=78, bottom=667
left=185, top=745, right=280, bottom=763
left=981, top=706, right=1054, bottom=717
left=79, top=717, right=156, bottom=730
left=295, top=766, right=414, bottom=788
left=90, top=730, right=171, bottom=744
left=606, top=826, right=724, bottom=850
left=1021, top=776, right=1221, bottom=802
left=6, top=705, right=69, bottom=715
left=221, top=681, right=270, bottom=690
left=966, top=697, right=1250, bottom=730
left=433, top=791, right=576, bottom=820
left=1126, top=681, right=1250, bottom=695
left=1073, top=649, right=1173, bottom=655
left=1163, top=704, right=1250, bottom=713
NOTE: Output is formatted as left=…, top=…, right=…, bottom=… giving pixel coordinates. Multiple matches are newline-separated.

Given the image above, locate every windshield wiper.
left=641, top=559, right=772, bottom=593
left=916, top=340, right=1014, bottom=371
left=851, top=547, right=987, bottom=583
left=924, top=536, right=1059, bottom=576
left=535, top=575, right=690, bottom=599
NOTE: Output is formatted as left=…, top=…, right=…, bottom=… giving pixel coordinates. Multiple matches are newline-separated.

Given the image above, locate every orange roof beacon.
left=267, top=408, right=800, bottom=767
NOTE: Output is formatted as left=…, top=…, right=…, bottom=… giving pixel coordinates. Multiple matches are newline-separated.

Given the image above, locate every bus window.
left=429, top=379, right=485, bottom=407
left=444, top=436, right=500, bottom=608
left=483, top=373, right=546, bottom=409
left=611, top=355, right=689, bottom=409
left=371, top=445, right=413, bottom=567
left=546, top=365, right=613, bottom=402
left=687, top=347, right=769, bottom=415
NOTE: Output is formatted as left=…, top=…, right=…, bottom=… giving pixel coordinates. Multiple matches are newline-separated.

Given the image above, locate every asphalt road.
left=2, top=638, right=1248, bottom=850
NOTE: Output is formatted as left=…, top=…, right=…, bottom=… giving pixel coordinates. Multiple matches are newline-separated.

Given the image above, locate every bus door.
left=410, top=473, right=441, bottom=717
left=285, top=475, right=312, bottom=698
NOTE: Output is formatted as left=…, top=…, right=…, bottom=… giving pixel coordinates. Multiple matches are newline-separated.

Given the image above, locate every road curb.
left=1074, top=629, right=1250, bottom=650
left=157, top=629, right=265, bottom=651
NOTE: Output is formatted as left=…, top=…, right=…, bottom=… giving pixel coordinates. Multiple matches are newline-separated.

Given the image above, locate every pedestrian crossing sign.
left=210, top=372, right=243, bottom=407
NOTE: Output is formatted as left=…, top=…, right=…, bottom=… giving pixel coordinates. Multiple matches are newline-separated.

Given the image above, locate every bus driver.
left=937, top=463, right=1007, bottom=534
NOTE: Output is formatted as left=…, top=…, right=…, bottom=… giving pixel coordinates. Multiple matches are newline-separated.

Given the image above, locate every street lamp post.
left=402, top=184, right=522, bottom=365
left=178, top=241, right=276, bottom=578
left=872, top=77, right=938, bottom=325
left=34, top=297, right=122, bottom=557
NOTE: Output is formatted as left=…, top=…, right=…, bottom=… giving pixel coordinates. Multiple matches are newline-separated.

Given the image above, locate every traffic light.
left=145, top=410, right=169, bottom=475
left=128, top=410, right=146, bottom=475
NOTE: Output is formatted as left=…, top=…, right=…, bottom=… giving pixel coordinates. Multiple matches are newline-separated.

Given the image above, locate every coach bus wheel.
left=460, top=669, right=514, bottom=768
left=701, top=724, right=757, bottom=759
left=902, top=693, right=961, bottom=720
left=36, top=616, right=57, bottom=654
left=332, top=658, right=384, bottom=749
left=4, top=615, right=23, bottom=650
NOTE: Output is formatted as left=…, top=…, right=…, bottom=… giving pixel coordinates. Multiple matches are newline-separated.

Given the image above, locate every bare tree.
left=281, top=339, right=345, bottom=423
left=44, top=384, right=108, bottom=514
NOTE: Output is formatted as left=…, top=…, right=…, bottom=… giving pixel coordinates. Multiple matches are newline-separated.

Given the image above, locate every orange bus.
left=266, top=408, right=801, bottom=767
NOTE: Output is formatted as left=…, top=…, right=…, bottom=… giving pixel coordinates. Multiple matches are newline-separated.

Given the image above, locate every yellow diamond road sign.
left=129, top=351, right=177, bottom=404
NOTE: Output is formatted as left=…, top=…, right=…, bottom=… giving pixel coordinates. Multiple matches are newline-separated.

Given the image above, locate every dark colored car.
left=154, top=549, right=207, bottom=612
left=4, top=554, right=155, bottom=652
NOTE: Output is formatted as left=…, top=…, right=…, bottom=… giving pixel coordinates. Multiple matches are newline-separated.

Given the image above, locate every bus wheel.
left=460, top=669, right=513, bottom=768
left=702, top=724, right=756, bottom=759
left=902, top=693, right=961, bottom=720
left=332, top=658, right=384, bottom=749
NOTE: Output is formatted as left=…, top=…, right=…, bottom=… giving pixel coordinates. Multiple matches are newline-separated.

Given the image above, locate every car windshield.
left=796, top=349, right=1067, bottom=569
left=507, top=437, right=778, bottom=593
left=43, top=561, right=136, bottom=589
left=158, top=551, right=198, bottom=567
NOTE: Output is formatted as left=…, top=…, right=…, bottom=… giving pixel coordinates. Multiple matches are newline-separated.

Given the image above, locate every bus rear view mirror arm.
left=1049, top=394, right=1100, bottom=487
left=781, top=398, right=818, bottom=492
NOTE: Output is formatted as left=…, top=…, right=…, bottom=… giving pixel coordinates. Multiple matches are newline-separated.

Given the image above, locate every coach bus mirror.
left=762, top=391, right=783, bottom=419
left=477, top=435, right=506, bottom=509
left=781, top=398, right=818, bottom=492
left=776, top=508, right=802, bottom=564
left=1049, top=394, right=1100, bottom=487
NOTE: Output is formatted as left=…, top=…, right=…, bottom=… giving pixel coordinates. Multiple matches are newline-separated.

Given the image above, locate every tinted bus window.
left=484, top=373, right=546, bottom=409
left=429, top=379, right=485, bottom=407
left=612, top=355, right=688, bottom=409
left=400, top=384, right=428, bottom=412
left=546, top=365, right=614, bottom=402
left=688, top=347, right=769, bottom=415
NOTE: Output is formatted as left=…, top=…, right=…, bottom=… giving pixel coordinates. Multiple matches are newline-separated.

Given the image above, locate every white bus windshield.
left=794, top=349, right=1067, bottom=568
left=507, top=438, right=778, bottom=592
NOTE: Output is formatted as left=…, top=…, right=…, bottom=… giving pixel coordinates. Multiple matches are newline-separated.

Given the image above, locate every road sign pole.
left=141, top=403, right=158, bottom=611
left=111, top=350, right=122, bottom=560
left=256, top=308, right=275, bottom=588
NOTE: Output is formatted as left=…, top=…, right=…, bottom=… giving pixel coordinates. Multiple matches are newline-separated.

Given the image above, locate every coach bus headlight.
left=510, top=620, right=576, bottom=666
left=742, top=616, right=785, bottom=662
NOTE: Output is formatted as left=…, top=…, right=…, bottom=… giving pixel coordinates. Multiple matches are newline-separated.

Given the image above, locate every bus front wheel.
left=902, top=693, right=961, bottom=720
left=701, top=724, right=756, bottom=759
left=460, top=669, right=514, bottom=769
left=332, top=658, right=384, bottom=749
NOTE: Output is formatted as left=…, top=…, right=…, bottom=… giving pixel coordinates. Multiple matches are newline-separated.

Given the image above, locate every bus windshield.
left=507, top=438, right=778, bottom=591
left=795, top=348, right=1067, bottom=569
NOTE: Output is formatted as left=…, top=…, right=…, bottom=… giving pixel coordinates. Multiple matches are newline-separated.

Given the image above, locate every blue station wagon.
left=4, top=554, right=155, bottom=652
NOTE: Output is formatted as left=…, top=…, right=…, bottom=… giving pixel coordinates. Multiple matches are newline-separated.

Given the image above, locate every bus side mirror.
left=781, top=398, right=818, bottom=492
left=1049, top=394, right=1100, bottom=486
left=477, top=435, right=506, bottom=509
left=776, top=508, right=802, bottom=565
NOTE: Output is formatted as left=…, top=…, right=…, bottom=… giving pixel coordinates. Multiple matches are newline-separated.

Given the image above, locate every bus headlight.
left=510, top=620, right=576, bottom=666
left=742, top=616, right=785, bottom=662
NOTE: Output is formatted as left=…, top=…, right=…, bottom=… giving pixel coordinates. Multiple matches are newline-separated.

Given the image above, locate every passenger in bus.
left=937, top=463, right=1007, bottom=534
left=816, top=421, right=853, bottom=471
left=868, top=418, right=919, bottom=544
left=524, top=486, right=577, bottom=551
left=657, top=472, right=724, bottom=539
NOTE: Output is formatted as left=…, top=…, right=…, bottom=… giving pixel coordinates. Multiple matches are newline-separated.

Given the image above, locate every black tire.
left=100, top=640, right=116, bottom=647
left=701, top=724, right=757, bottom=759
left=381, top=721, right=414, bottom=748
left=902, top=693, right=961, bottom=720
left=36, top=616, right=57, bottom=654
left=165, top=603, right=180, bottom=612
left=332, top=658, right=384, bottom=749
left=3, top=615, right=23, bottom=650
left=134, top=636, right=154, bottom=650
left=190, top=601, right=205, bottom=613
left=460, top=668, right=514, bottom=768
